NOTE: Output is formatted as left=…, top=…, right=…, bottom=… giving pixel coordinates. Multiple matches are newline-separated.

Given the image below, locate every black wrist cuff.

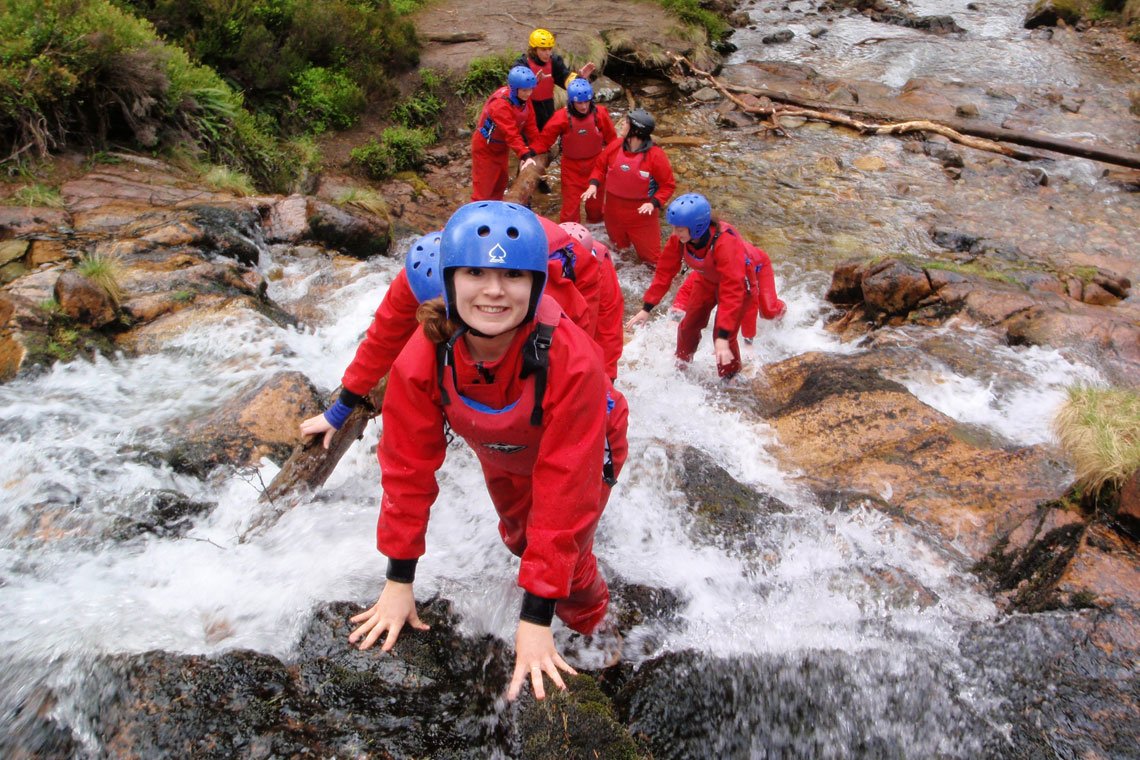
left=642, top=302, right=656, bottom=313
left=520, top=592, right=557, bottom=626
left=338, top=389, right=368, bottom=408
left=650, top=197, right=661, bottom=209
left=522, top=150, right=536, bottom=160
left=589, top=179, right=600, bottom=187
left=386, top=558, right=418, bottom=583
left=715, top=328, right=731, bottom=340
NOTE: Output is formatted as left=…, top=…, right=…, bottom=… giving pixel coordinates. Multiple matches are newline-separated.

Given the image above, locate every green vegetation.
left=335, top=187, right=388, bottom=218
left=350, top=126, right=434, bottom=179
left=7, top=184, right=64, bottom=207
left=658, top=0, right=730, bottom=39
left=456, top=52, right=517, bottom=100
left=77, top=251, right=124, bottom=305
left=201, top=164, right=256, bottom=195
left=391, top=69, right=446, bottom=133
left=292, top=66, right=366, bottom=133
left=119, top=0, right=418, bottom=130
left=1053, top=385, right=1140, bottom=493
left=1, top=0, right=288, bottom=187
left=917, top=259, right=1021, bottom=286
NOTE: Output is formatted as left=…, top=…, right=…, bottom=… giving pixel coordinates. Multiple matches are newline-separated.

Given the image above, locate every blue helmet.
left=667, top=193, right=712, bottom=240
left=507, top=65, right=538, bottom=99
left=440, top=201, right=548, bottom=323
left=567, top=78, right=594, bottom=104
left=405, top=230, right=443, bottom=303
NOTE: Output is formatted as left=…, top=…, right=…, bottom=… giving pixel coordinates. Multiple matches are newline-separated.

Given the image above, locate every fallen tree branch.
left=426, top=32, right=486, bottom=43
left=672, top=55, right=1140, bottom=170
left=505, top=151, right=552, bottom=207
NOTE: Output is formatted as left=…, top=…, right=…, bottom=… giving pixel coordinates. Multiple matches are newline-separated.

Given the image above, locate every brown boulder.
left=860, top=259, right=933, bottom=317
left=0, top=205, right=69, bottom=236
left=757, top=352, right=1070, bottom=560
left=54, top=270, right=117, bottom=328
left=264, top=194, right=310, bottom=243
left=306, top=199, right=390, bottom=258
left=167, top=371, right=324, bottom=476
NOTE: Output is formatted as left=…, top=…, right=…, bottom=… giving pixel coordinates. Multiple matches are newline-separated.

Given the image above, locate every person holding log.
left=346, top=200, right=628, bottom=701
left=471, top=66, right=541, bottom=201
left=581, top=108, right=675, bottom=267
left=625, top=192, right=751, bottom=379
left=299, top=231, right=444, bottom=448
left=514, top=28, right=595, bottom=132
left=531, top=79, right=617, bottom=224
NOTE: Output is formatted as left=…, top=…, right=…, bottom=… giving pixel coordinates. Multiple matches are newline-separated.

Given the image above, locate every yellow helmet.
left=529, top=28, right=555, bottom=48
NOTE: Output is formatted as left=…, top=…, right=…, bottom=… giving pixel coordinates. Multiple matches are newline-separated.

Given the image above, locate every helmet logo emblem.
left=488, top=243, right=507, bottom=263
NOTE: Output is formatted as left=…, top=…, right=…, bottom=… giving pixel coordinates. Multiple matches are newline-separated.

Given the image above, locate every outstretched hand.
left=507, top=621, right=577, bottom=701
left=637, top=202, right=655, bottom=215
left=299, top=413, right=336, bottom=450
left=713, top=337, right=734, bottom=368
left=625, top=309, right=650, bottom=331
left=581, top=185, right=597, bottom=202
left=348, top=580, right=430, bottom=652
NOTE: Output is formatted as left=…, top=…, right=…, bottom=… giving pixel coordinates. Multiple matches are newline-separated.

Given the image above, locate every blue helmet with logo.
left=440, top=201, right=548, bottom=323
left=508, top=65, right=538, bottom=100
left=666, top=193, right=712, bottom=240
left=404, top=231, right=443, bottom=303
left=567, top=78, right=594, bottom=104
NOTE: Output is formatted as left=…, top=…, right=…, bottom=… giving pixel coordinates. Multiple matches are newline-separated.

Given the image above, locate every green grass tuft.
left=8, top=183, right=64, bottom=208
left=202, top=165, right=257, bottom=196
left=1053, top=385, right=1140, bottom=493
left=77, top=251, right=124, bottom=305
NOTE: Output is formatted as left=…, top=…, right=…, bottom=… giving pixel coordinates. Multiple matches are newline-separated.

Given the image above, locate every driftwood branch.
left=425, top=32, right=485, bottom=43
left=672, top=55, right=1140, bottom=170
left=243, top=379, right=387, bottom=541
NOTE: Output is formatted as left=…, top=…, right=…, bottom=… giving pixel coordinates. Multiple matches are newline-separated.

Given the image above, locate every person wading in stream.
left=531, top=78, right=617, bottom=223
left=470, top=66, right=541, bottom=202
left=626, top=192, right=751, bottom=379
left=581, top=108, right=675, bottom=267
left=671, top=240, right=786, bottom=346
left=514, top=28, right=595, bottom=133
left=299, top=231, right=444, bottom=447
left=346, top=201, right=628, bottom=701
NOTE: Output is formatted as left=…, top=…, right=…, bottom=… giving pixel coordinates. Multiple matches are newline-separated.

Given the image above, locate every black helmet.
left=627, top=108, right=655, bottom=138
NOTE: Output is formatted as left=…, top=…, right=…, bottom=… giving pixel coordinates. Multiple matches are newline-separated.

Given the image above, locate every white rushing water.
left=0, top=227, right=1101, bottom=750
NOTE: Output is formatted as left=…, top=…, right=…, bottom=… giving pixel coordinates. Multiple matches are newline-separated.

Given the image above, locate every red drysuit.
left=471, top=86, right=540, bottom=201
left=589, top=138, right=675, bottom=266
left=538, top=215, right=601, bottom=338
left=340, top=268, right=421, bottom=397
left=643, top=221, right=751, bottom=378
left=533, top=104, right=617, bottom=223
left=590, top=240, right=625, bottom=380
left=376, top=296, right=629, bottom=633
left=674, top=244, right=785, bottom=341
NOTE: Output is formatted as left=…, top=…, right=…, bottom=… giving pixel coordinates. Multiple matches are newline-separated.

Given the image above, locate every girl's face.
left=672, top=226, right=692, bottom=244
left=535, top=47, right=553, bottom=63
left=572, top=100, right=591, bottom=115
left=516, top=87, right=534, bottom=101
left=453, top=267, right=533, bottom=336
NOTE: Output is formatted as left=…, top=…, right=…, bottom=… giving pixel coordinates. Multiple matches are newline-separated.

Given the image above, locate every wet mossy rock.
left=673, top=445, right=791, bottom=551
left=306, top=198, right=391, bottom=259
left=517, top=675, right=643, bottom=760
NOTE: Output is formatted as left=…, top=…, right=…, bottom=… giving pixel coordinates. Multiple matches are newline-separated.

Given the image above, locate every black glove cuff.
left=589, top=179, right=601, bottom=187
left=522, top=150, right=537, bottom=160
left=642, top=302, right=656, bottom=313
left=715, top=328, right=731, bottom=340
left=520, top=592, right=557, bottom=626
left=650, top=197, right=661, bottom=209
left=386, top=558, right=418, bottom=583
left=338, top=389, right=368, bottom=408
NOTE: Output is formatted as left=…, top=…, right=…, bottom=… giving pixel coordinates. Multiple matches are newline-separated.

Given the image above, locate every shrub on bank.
left=1054, top=385, right=1140, bottom=493
left=119, top=0, right=419, bottom=130
left=1, top=0, right=288, bottom=188
left=350, top=126, right=434, bottom=179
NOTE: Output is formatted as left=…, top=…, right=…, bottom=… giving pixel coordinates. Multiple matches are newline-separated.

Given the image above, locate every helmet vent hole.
left=477, top=225, right=491, bottom=237
left=507, top=227, right=520, bottom=239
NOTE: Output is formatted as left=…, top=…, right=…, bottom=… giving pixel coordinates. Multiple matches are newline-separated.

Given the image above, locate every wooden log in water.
left=504, top=151, right=552, bottom=207
left=245, top=379, right=387, bottom=540
left=673, top=55, right=1140, bottom=170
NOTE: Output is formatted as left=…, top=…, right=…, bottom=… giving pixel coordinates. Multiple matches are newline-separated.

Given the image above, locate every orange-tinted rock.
left=54, top=270, right=117, bottom=328
left=1055, top=524, right=1140, bottom=609
left=860, top=259, right=932, bottom=316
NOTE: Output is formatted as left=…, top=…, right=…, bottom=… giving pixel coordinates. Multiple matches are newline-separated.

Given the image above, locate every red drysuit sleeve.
left=340, top=269, right=422, bottom=397
left=642, top=234, right=685, bottom=307
left=375, top=330, right=449, bottom=561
